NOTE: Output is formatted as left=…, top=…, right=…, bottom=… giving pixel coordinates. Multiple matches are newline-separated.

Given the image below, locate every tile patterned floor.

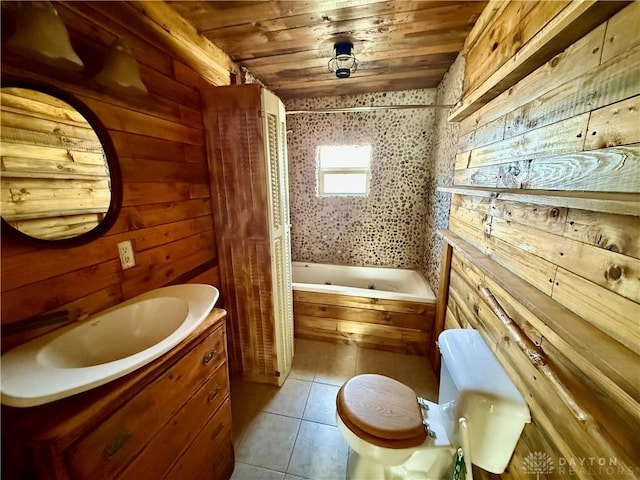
left=230, top=338, right=439, bottom=480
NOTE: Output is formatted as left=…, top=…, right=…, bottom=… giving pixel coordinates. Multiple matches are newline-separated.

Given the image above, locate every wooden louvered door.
left=202, top=84, right=293, bottom=385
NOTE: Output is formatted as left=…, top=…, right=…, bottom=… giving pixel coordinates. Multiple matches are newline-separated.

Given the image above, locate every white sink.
left=1, top=284, right=219, bottom=407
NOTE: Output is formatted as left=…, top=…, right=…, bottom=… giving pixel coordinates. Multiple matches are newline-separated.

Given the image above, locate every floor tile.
left=290, top=339, right=326, bottom=381
left=231, top=462, right=285, bottom=480
left=287, top=421, right=349, bottom=480
left=235, top=412, right=301, bottom=472
left=231, top=380, right=278, bottom=445
left=355, top=347, right=396, bottom=377
left=295, top=338, right=328, bottom=356
left=302, top=382, right=339, bottom=426
left=262, top=377, right=312, bottom=418
left=289, top=353, right=319, bottom=382
left=283, top=475, right=308, bottom=480
left=394, top=353, right=439, bottom=401
left=314, top=344, right=356, bottom=386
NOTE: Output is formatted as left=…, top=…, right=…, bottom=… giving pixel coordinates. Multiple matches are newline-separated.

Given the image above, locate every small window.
left=317, top=145, right=371, bottom=196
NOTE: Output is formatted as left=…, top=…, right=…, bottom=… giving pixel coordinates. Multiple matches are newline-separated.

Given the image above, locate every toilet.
left=336, top=329, right=531, bottom=479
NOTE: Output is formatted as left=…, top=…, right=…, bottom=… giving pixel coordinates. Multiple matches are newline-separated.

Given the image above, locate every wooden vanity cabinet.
left=3, top=309, right=234, bottom=480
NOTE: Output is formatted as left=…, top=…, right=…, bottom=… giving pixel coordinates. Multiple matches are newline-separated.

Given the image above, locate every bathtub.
left=291, top=262, right=436, bottom=355
left=292, top=262, right=435, bottom=303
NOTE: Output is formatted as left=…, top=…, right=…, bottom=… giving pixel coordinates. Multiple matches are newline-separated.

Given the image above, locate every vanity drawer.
left=164, top=398, right=233, bottom=480
left=119, top=362, right=229, bottom=479
left=65, top=325, right=226, bottom=480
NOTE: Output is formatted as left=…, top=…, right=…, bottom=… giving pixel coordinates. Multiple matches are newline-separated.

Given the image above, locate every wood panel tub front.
left=292, top=263, right=436, bottom=356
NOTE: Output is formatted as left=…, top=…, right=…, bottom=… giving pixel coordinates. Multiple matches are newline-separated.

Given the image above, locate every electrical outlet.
left=117, top=240, right=136, bottom=270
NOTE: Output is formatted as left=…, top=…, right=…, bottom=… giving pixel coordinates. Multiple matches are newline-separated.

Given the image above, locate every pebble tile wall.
left=423, top=54, right=465, bottom=291
left=285, top=89, right=437, bottom=269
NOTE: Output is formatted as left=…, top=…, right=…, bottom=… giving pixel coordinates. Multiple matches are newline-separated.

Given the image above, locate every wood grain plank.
left=292, top=290, right=434, bottom=315
left=564, top=208, right=640, bottom=259
left=295, top=315, right=429, bottom=342
left=477, top=273, right=640, bottom=428
left=489, top=199, right=567, bottom=235
left=211, top=2, right=485, bottom=58
left=123, top=182, right=207, bottom=207
left=110, top=199, right=211, bottom=234
left=186, top=266, right=221, bottom=287
left=242, top=41, right=464, bottom=69
left=1, top=260, right=123, bottom=324
left=465, top=0, right=567, bottom=92
left=469, top=113, right=589, bottom=168
left=505, top=44, right=640, bottom=138
left=443, top=306, right=461, bottom=330
left=456, top=116, right=505, bottom=153
left=457, top=144, right=640, bottom=193
left=110, top=132, right=205, bottom=164
left=454, top=151, right=471, bottom=170
left=450, top=204, right=488, bottom=230
left=490, top=217, right=640, bottom=303
left=172, top=0, right=386, bottom=32
left=552, top=267, right=640, bottom=355
left=485, top=234, right=558, bottom=296
left=449, top=1, right=628, bottom=122
left=295, top=317, right=428, bottom=355
left=119, top=157, right=209, bottom=184
left=451, top=251, right=485, bottom=290
left=440, top=185, right=640, bottom=217
left=294, top=302, right=430, bottom=331
left=81, top=98, right=204, bottom=145
left=280, top=74, right=444, bottom=99
left=451, top=193, right=493, bottom=214
left=584, top=95, right=640, bottom=150
left=194, top=1, right=463, bottom=37
left=448, top=216, right=486, bottom=250
left=601, top=1, right=640, bottom=63
left=459, top=23, right=606, bottom=136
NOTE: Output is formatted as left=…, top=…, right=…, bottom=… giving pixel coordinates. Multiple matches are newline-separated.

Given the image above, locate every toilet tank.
left=438, top=329, right=531, bottom=474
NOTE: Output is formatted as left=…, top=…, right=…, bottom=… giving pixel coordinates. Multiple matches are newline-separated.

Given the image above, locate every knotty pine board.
left=458, top=22, right=606, bottom=137
left=455, top=144, right=640, bottom=192
left=563, top=208, right=640, bottom=259
left=465, top=1, right=567, bottom=92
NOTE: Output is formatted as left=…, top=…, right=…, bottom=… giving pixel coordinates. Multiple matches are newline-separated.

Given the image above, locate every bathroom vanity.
left=3, top=309, right=233, bottom=480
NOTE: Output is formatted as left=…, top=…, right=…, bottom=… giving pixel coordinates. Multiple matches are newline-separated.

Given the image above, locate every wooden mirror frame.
left=0, top=79, right=123, bottom=248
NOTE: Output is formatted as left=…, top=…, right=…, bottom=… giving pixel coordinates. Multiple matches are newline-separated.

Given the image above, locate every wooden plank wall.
left=293, top=291, right=435, bottom=355
left=0, top=3, right=231, bottom=350
left=444, top=3, right=639, bottom=479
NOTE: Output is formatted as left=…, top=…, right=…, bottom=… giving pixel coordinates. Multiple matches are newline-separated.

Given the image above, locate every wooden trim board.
left=438, top=186, right=640, bottom=216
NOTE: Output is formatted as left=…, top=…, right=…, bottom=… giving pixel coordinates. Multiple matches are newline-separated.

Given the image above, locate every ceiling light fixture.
left=328, top=42, right=358, bottom=79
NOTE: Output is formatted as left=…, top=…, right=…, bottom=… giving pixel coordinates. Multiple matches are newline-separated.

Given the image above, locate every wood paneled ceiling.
left=169, top=1, right=487, bottom=99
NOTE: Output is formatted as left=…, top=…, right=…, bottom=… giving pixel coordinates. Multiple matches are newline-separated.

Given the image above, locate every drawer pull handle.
left=202, top=349, right=217, bottom=365
left=208, top=385, right=222, bottom=402
left=103, top=430, right=132, bottom=459
left=211, top=422, right=225, bottom=440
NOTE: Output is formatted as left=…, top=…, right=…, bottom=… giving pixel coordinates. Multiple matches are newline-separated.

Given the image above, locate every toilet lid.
left=337, top=374, right=427, bottom=449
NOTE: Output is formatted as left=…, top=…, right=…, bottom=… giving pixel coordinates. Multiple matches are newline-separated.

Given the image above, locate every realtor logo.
left=523, top=452, right=555, bottom=479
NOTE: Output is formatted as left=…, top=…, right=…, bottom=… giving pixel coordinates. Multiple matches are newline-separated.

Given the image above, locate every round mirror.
left=0, top=83, right=121, bottom=247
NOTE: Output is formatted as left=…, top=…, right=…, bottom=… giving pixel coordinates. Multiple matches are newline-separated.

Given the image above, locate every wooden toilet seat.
left=337, top=374, right=427, bottom=449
